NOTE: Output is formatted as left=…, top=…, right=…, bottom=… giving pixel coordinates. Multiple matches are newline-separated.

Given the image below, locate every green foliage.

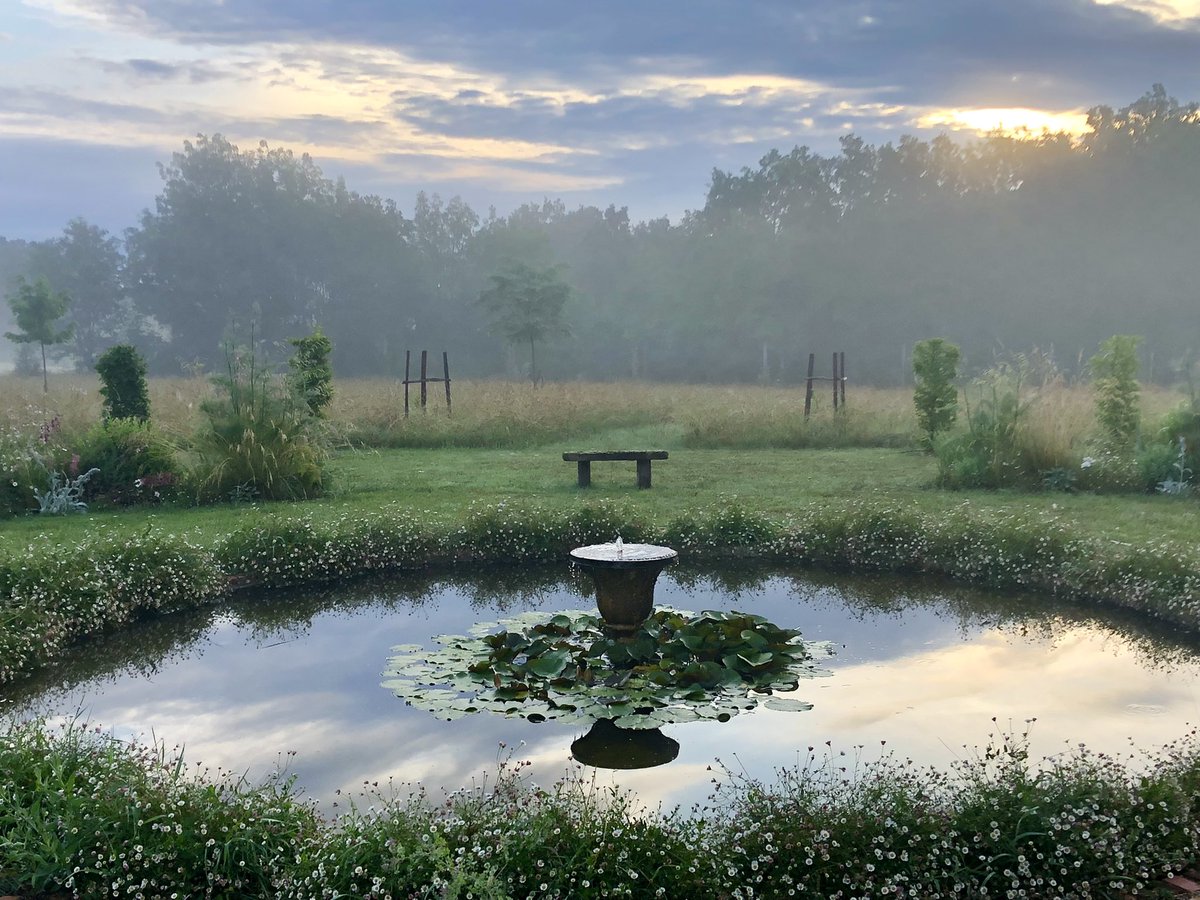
left=716, top=724, right=1200, bottom=896
left=934, top=361, right=1030, bottom=488
left=911, top=337, right=960, bottom=446
left=0, top=423, right=50, bottom=518
left=1090, top=334, right=1142, bottom=448
left=1158, top=404, right=1200, bottom=479
left=477, top=261, right=571, bottom=383
left=287, top=327, right=334, bottom=417
left=94, top=343, right=150, bottom=421
left=4, top=276, right=75, bottom=392
left=33, top=467, right=98, bottom=514
left=0, top=720, right=309, bottom=897
left=383, top=608, right=828, bottom=728
left=6, top=717, right=1200, bottom=897
left=192, top=342, right=329, bottom=503
left=71, top=418, right=182, bottom=506
left=0, top=527, right=222, bottom=684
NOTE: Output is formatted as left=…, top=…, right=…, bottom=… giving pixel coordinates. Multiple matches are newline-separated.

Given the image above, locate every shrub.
left=71, top=418, right=182, bottom=505
left=94, top=343, right=151, bottom=422
left=1158, top=405, right=1200, bottom=477
left=192, top=343, right=329, bottom=503
left=1090, top=334, right=1142, bottom=449
left=935, top=362, right=1029, bottom=488
left=0, top=423, right=49, bottom=518
left=288, top=327, right=334, bottom=418
left=912, top=337, right=961, bottom=447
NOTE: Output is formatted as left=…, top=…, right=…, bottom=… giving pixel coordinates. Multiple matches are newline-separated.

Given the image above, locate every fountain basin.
left=570, top=543, right=677, bottom=634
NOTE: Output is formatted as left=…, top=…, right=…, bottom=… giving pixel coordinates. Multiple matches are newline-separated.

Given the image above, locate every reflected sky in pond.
left=5, top=566, right=1200, bottom=813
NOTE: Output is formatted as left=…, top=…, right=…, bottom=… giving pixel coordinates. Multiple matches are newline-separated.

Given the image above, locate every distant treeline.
left=2, top=85, right=1198, bottom=385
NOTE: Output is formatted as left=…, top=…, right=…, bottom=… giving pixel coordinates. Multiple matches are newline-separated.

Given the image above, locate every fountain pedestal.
left=569, top=543, right=677, bottom=634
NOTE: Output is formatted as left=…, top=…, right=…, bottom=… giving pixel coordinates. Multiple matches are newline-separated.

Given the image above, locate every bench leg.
left=636, top=458, right=652, bottom=489
left=577, top=460, right=591, bottom=488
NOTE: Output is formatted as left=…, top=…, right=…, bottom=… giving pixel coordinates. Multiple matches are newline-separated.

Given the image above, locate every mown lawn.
left=2, top=439, right=1195, bottom=553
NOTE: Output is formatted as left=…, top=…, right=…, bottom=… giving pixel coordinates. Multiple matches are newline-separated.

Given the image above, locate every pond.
left=4, top=564, right=1200, bottom=813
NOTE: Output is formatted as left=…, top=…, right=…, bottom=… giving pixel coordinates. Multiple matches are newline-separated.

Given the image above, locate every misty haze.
left=5, top=3, right=1200, bottom=897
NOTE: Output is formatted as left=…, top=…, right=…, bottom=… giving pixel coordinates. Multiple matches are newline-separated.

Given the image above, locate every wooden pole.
left=420, top=350, right=428, bottom=410
left=839, top=351, right=846, bottom=406
left=804, top=353, right=815, bottom=418
left=403, top=350, right=411, bottom=418
left=443, top=351, right=452, bottom=414
left=832, top=352, right=839, bottom=411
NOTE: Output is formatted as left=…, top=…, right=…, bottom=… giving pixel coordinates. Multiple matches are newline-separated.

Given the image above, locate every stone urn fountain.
left=569, top=541, right=678, bottom=634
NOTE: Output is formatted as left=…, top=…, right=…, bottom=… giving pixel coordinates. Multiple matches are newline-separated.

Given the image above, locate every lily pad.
left=382, top=608, right=833, bottom=728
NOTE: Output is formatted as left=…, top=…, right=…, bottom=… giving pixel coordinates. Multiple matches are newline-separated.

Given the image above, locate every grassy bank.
left=3, top=717, right=1199, bottom=898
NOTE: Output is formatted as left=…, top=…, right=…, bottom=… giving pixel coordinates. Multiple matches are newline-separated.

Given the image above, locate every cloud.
left=8, top=0, right=1200, bottom=236
left=95, top=57, right=228, bottom=83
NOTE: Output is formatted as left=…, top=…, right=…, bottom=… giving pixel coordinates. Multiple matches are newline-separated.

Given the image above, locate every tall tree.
left=25, top=218, right=126, bottom=369
left=477, top=262, right=571, bottom=384
left=5, top=277, right=74, bottom=392
left=125, top=135, right=336, bottom=370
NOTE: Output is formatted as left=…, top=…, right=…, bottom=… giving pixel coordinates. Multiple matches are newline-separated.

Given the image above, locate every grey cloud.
left=77, top=1, right=1200, bottom=110
left=94, top=57, right=228, bottom=84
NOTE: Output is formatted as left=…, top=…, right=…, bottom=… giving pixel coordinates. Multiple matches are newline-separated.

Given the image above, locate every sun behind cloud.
left=1093, top=0, right=1200, bottom=24
left=915, top=106, right=1093, bottom=138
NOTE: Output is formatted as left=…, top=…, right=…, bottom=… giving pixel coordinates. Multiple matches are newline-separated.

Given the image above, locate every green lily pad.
left=382, top=608, right=833, bottom=729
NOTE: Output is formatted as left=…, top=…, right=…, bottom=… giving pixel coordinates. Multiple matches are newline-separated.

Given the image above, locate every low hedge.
left=2, top=718, right=1200, bottom=897
left=2, top=498, right=1199, bottom=686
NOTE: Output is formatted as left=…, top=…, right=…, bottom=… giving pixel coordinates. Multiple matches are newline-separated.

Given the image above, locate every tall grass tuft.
left=191, top=344, right=330, bottom=502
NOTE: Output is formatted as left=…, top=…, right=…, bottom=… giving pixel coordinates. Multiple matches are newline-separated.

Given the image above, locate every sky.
left=3, top=0, right=1200, bottom=240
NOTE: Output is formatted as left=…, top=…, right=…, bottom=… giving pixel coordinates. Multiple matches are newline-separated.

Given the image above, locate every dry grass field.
left=1, top=372, right=1188, bottom=452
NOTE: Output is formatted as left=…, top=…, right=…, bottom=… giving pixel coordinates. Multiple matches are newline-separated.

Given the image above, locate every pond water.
left=5, top=564, right=1200, bottom=813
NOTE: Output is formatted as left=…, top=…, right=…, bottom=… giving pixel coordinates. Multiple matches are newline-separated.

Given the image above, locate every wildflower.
left=1081, top=457, right=1095, bottom=469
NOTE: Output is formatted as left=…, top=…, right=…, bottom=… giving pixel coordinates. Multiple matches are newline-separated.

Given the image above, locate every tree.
left=1090, top=334, right=1142, bottom=448
left=912, top=338, right=961, bottom=447
left=5, top=277, right=74, bottom=392
left=124, top=134, right=338, bottom=370
left=477, top=262, right=571, bottom=384
left=95, top=344, right=151, bottom=421
left=25, top=219, right=126, bottom=369
left=288, top=327, right=334, bottom=417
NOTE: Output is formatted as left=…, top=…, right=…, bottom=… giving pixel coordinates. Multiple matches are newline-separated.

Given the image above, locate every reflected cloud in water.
left=7, top=566, right=1200, bottom=813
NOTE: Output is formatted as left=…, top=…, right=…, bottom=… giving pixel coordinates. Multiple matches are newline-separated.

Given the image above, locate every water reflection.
left=4, top=565, right=1200, bottom=813
left=571, top=720, right=680, bottom=769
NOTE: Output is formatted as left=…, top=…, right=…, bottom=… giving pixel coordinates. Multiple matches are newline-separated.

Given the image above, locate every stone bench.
left=562, top=451, right=668, bottom=489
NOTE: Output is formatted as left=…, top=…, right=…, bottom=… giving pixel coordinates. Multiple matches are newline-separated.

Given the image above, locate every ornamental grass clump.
left=71, top=416, right=183, bottom=506
left=192, top=341, right=330, bottom=503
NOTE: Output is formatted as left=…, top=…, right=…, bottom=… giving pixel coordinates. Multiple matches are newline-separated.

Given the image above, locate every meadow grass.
left=3, top=372, right=1187, bottom=451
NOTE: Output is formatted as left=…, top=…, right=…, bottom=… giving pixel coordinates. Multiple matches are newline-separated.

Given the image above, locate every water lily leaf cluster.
left=382, top=608, right=833, bottom=729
